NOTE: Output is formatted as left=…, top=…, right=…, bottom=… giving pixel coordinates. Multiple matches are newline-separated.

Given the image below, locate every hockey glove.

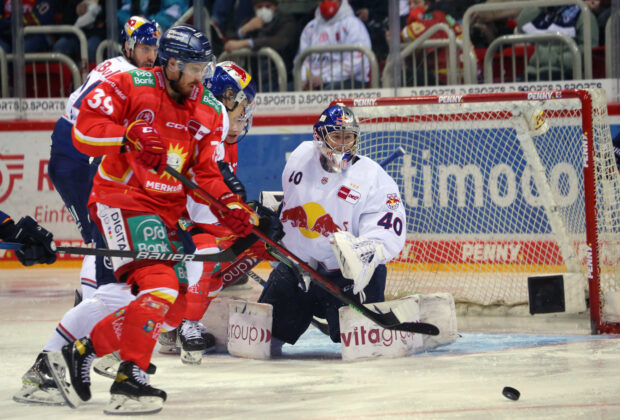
left=13, top=216, right=57, bottom=266
left=330, top=231, right=385, bottom=297
left=246, top=241, right=275, bottom=261
left=217, top=160, right=247, bottom=203
left=217, top=192, right=258, bottom=237
left=123, top=120, right=167, bottom=175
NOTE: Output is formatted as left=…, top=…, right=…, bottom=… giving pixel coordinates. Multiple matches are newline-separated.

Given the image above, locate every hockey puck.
left=502, top=386, right=520, bottom=401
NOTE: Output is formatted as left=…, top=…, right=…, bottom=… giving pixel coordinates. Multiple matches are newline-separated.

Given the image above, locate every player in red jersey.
left=43, top=25, right=256, bottom=415
left=157, top=61, right=265, bottom=364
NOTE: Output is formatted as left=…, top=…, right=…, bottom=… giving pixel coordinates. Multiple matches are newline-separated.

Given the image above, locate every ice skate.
left=196, top=321, right=216, bottom=354
left=94, top=351, right=121, bottom=379
left=177, top=320, right=206, bottom=365
left=44, top=337, right=97, bottom=408
left=103, top=361, right=166, bottom=415
left=157, top=329, right=180, bottom=355
left=13, top=352, right=65, bottom=406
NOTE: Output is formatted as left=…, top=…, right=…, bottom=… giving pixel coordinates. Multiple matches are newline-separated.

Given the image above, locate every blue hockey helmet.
left=158, top=24, right=215, bottom=81
left=206, top=61, right=257, bottom=140
left=313, top=104, right=360, bottom=172
left=121, top=16, right=161, bottom=58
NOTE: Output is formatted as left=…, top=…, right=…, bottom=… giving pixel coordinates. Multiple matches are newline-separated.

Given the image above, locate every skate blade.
left=43, top=351, right=81, bottom=408
left=103, top=394, right=164, bottom=415
left=180, top=349, right=203, bottom=365
left=93, top=356, right=120, bottom=379
left=158, top=345, right=180, bottom=355
left=13, top=384, right=66, bottom=406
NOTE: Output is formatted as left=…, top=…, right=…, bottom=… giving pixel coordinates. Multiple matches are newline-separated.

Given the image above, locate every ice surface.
left=1, top=268, right=619, bottom=419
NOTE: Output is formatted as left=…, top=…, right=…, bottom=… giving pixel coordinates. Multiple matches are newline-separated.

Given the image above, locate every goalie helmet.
left=313, top=104, right=360, bottom=173
left=158, top=24, right=216, bottom=82
left=121, top=16, right=161, bottom=59
left=205, top=61, right=257, bottom=141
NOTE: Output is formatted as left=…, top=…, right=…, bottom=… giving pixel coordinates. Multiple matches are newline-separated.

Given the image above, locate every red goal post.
left=333, top=89, right=620, bottom=334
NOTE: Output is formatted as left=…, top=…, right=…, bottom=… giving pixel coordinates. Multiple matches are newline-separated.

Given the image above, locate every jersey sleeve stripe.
left=73, top=126, right=125, bottom=147
left=98, top=165, right=133, bottom=184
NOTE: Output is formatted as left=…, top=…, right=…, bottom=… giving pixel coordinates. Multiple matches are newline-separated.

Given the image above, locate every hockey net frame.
left=333, top=89, right=620, bottom=334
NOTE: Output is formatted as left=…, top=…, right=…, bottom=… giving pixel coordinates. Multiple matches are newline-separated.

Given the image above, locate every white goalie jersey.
left=279, top=141, right=406, bottom=271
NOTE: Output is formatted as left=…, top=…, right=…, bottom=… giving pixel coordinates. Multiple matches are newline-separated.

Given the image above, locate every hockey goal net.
left=334, top=89, right=620, bottom=334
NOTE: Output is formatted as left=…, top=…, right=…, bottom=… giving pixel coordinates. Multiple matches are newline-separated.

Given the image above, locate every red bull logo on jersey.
left=281, top=202, right=342, bottom=239
left=386, top=194, right=400, bottom=210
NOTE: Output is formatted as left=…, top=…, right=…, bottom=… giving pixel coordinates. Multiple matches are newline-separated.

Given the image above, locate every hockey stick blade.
left=165, top=166, right=440, bottom=335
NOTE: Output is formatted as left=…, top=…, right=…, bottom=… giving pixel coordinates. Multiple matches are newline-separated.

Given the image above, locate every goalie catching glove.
left=123, top=120, right=168, bottom=174
left=330, top=231, right=385, bottom=296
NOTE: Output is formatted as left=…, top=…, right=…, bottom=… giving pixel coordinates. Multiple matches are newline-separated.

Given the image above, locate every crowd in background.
left=0, top=0, right=615, bottom=89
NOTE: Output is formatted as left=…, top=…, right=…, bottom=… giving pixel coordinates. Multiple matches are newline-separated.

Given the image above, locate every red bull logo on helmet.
left=223, top=62, right=251, bottom=88
left=281, top=202, right=341, bottom=239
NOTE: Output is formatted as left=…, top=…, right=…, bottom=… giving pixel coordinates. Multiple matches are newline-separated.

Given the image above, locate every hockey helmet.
left=121, top=16, right=161, bottom=58
left=206, top=61, right=257, bottom=139
left=158, top=24, right=215, bottom=81
left=313, top=104, right=360, bottom=172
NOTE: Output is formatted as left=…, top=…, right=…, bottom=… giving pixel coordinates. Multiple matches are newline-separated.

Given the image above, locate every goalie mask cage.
left=333, top=89, right=620, bottom=334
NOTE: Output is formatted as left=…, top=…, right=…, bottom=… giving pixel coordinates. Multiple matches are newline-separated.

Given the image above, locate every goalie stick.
left=378, top=146, right=406, bottom=168
left=0, top=235, right=256, bottom=263
left=166, top=165, right=439, bottom=336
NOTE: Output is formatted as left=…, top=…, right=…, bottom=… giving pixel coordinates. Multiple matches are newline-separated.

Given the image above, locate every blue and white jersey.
left=52, top=56, right=136, bottom=161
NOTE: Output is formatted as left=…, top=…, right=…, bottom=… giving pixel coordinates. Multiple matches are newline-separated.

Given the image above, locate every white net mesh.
left=345, top=89, right=620, bottom=327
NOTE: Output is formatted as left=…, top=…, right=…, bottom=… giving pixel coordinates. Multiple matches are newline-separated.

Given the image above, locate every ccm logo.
left=165, top=122, right=186, bottom=130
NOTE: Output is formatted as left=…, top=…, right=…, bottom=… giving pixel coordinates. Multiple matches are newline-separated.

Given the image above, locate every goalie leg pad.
left=418, top=293, right=458, bottom=351
left=227, top=300, right=273, bottom=359
left=338, top=296, right=423, bottom=361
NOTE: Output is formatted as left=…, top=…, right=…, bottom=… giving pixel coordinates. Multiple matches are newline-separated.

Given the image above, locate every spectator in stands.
left=469, top=0, right=520, bottom=48
left=516, top=6, right=599, bottom=81
left=52, top=0, right=107, bottom=64
left=398, top=0, right=463, bottom=85
left=0, top=0, right=55, bottom=54
left=349, top=0, right=389, bottom=61
left=117, top=0, right=189, bottom=32
left=297, top=0, right=372, bottom=90
left=210, top=0, right=254, bottom=40
left=426, top=0, right=480, bottom=22
left=223, top=0, right=298, bottom=91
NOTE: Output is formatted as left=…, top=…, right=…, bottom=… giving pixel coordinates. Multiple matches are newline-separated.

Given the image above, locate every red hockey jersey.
left=72, top=67, right=231, bottom=227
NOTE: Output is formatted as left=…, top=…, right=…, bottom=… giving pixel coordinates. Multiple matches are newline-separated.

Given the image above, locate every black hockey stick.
left=0, top=235, right=256, bottom=263
left=166, top=165, right=439, bottom=336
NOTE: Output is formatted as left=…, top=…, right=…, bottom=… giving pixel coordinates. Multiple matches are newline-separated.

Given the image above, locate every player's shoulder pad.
left=199, top=89, right=222, bottom=115
left=127, top=68, right=156, bottom=88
